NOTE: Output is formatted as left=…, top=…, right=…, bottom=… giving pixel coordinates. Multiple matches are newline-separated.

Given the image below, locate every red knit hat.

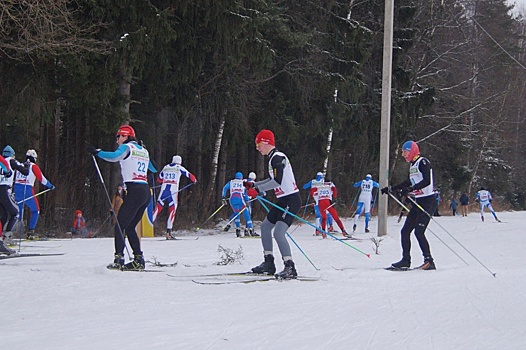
left=255, top=129, right=275, bottom=146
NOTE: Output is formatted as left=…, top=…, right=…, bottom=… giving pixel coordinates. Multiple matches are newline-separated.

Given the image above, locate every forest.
left=1, top=0, right=525, bottom=233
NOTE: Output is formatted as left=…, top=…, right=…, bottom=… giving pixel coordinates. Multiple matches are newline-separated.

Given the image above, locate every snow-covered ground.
left=2, top=211, right=525, bottom=350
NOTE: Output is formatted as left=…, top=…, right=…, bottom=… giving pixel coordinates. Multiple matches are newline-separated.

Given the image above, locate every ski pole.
left=388, top=192, right=468, bottom=266
left=404, top=194, right=496, bottom=277
left=15, top=188, right=52, bottom=205
left=257, top=196, right=370, bottom=258
left=220, top=197, right=258, bottom=231
left=91, top=155, right=131, bottom=259
left=195, top=203, right=227, bottom=231
left=156, top=182, right=196, bottom=203
left=257, top=198, right=319, bottom=271
left=302, top=193, right=311, bottom=217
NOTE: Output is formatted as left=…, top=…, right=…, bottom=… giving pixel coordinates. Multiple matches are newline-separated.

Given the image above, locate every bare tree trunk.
left=206, top=115, right=226, bottom=214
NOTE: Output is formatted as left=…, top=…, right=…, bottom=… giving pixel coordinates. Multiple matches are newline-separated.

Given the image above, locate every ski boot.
left=27, top=230, right=39, bottom=240
left=122, top=254, right=145, bottom=271
left=223, top=224, right=231, bottom=232
left=251, top=230, right=260, bottom=237
left=481, top=216, right=484, bottom=222
left=342, top=230, right=350, bottom=238
left=328, top=225, right=334, bottom=232
left=352, top=224, right=357, bottom=232
left=275, top=260, right=297, bottom=279
left=0, top=241, right=15, bottom=255
left=166, top=229, right=176, bottom=240
left=3, top=231, right=14, bottom=246
left=251, top=254, right=276, bottom=275
left=390, top=257, right=411, bottom=270
left=107, top=253, right=125, bottom=270
left=415, top=257, right=436, bottom=270
left=365, top=228, right=370, bottom=233
left=236, top=228, right=241, bottom=238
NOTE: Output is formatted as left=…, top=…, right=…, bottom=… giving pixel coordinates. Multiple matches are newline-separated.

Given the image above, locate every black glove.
left=381, top=186, right=390, bottom=195
left=1, top=169, right=12, bottom=178
left=87, top=145, right=100, bottom=156
left=400, top=186, right=413, bottom=197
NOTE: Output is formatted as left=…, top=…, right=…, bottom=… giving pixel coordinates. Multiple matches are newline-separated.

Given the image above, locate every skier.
left=309, top=178, right=348, bottom=238
left=352, top=174, right=379, bottom=233
left=245, top=129, right=301, bottom=279
left=222, top=172, right=255, bottom=237
left=152, top=155, right=197, bottom=239
left=459, top=192, right=469, bottom=217
left=302, top=172, right=335, bottom=235
left=88, top=125, right=157, bottom=271
left=0, top=152, right=17, bottom=254
left=381, top=140, right=437, bottom=270
left=475, top=187, right=500, bottom=222
left=0, top=145, right=29, bottom=246
left=13, top=149, right=55, bottom=240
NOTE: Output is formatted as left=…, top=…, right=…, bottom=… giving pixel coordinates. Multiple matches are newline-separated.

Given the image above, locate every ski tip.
left=366, top=253, right=371, bottom=258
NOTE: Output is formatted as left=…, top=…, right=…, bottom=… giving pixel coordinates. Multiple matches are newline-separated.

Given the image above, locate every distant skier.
left=152, top=155, right=197, bottom=239
left=0, top=145, right=29, bottom=246
left=302, top=172, right=334, bottom=235
left=14, top=149, right=55, bottom=240
left=309, top=178, right=348, bottom=238
left=222, top=172, right=254, bottom=237
left=352, top=174, right=379, bottom=233
left=475, top=187, right=500, bottom=222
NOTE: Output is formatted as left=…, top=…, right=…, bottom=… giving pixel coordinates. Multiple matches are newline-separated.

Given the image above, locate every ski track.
left=2, top=213, right=526, bottom=349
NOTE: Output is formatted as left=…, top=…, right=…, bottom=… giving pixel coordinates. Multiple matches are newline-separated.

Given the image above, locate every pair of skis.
left=0, top=252, right=65, bottom=260
left=166, top=272, right=320, bottom=284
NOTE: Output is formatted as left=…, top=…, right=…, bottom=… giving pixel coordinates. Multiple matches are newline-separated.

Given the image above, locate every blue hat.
left=2, top=145, right=15, bottom=157
left=235, top=172, right=243, bottom=180
left=316, top=172, right=324, bottom=181
left=365, top=174, right=372, bottom=180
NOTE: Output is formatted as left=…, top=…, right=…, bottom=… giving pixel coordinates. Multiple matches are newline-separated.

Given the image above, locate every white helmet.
left=26, top=149, right=38, bottom=160
left=248, top=172, right=256, bottom=180
left=172, top=155, right=182, bottom=164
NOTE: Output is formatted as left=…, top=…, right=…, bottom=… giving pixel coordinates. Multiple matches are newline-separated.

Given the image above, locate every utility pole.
left=378, top=0, right=394, bottom=237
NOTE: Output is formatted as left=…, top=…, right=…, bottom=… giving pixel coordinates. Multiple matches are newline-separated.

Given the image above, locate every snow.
left=3, top=211, right=526, bottom=350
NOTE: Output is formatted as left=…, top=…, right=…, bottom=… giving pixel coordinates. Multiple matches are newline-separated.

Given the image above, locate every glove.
left=87, top=145, right=100, bottom=156
left=222, top=198, right=229, bottom=206
left=380, top=186, right=390, bottom=195
left=489, top=199, right=492, bottom=203
left=400, top=186, right=413, bottom=197
left=1, top=169, right=12, bottom=178
left=48, top=184, right=56, bottom=190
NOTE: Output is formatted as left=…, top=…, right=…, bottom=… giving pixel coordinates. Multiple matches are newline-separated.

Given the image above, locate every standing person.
left=1, top=146, right=29, bottom=245
left=222, top=172, right=254, bottom=237
left=459, top=192, right=469, bottom=217
left=152, top=155, right=197, bottom=239
left=433, top=190, right=441, bottom=216
left=450, top=197, right=458, bottom=216
left=475, top=187, right=501, bottom=222
left=310, top=178, right=349, bottom=238
left=381, top=140, right=437, bottom=270
left=88, top=125, right=157, bottom=271
left=14, top=149, right=55, bottom=240
left=245, top=129, right=301, bottom=279
left=352, top=174, right=379, bottom=233
left=111, top=183, right=125, bottom=224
